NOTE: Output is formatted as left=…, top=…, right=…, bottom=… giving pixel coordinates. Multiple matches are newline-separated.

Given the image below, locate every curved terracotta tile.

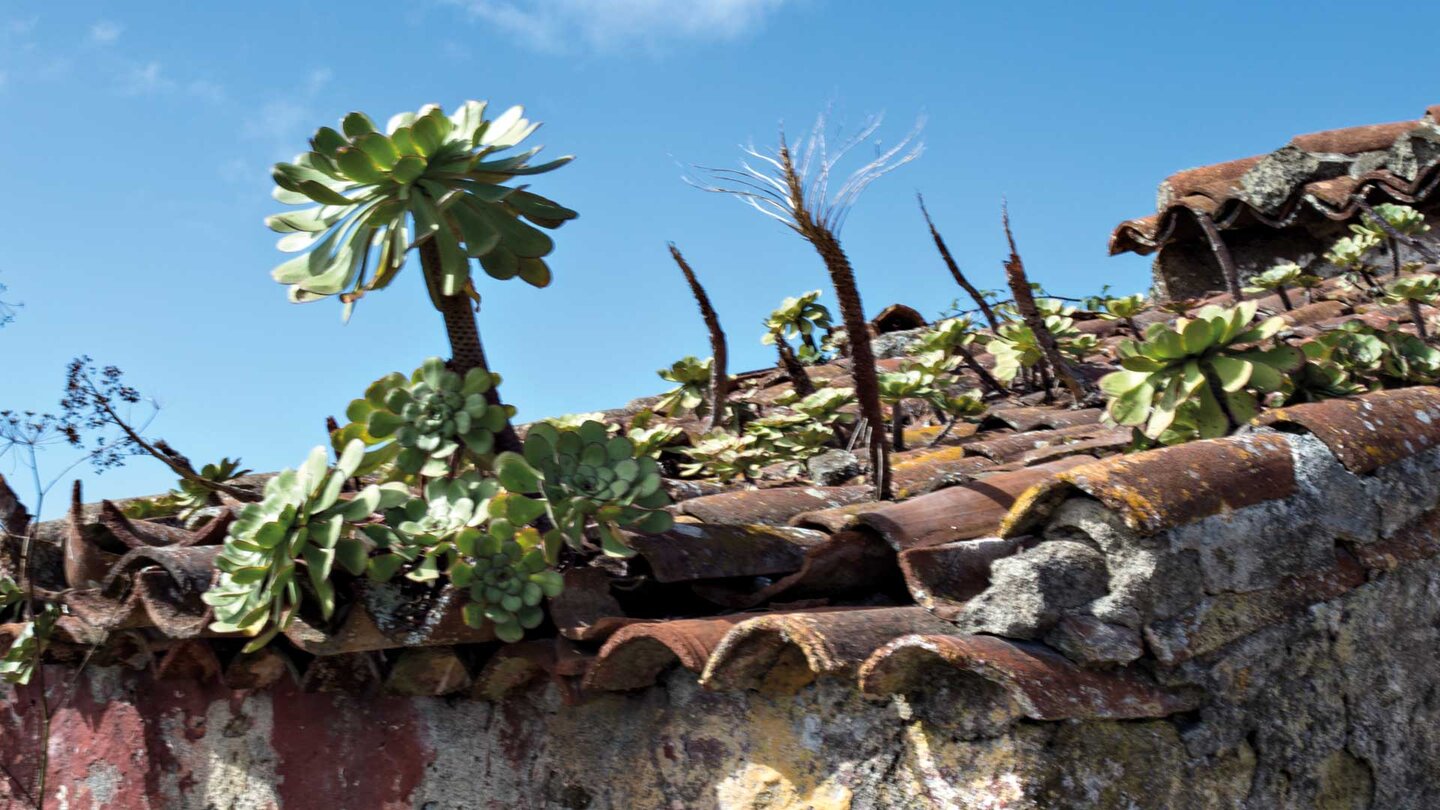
left=629, top=523, right=827, bottom=583
left=585, top=615, right=753, bottom=691
left=1002, top=432, right=1297, bottom=537
left=858, top=456, right=1096, bottom=551
left=673, top=485, right=870, bottom=527
left=699, top=607, right=953, bottom=693
left=858, top=633, right=1201, bottom=720
left=689, top=528, right=898, bottom=609
left=1256, top=387, right=1440, bottom=474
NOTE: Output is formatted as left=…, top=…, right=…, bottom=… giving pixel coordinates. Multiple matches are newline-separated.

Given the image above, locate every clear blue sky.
left=3, top=0, right=1436, bottom=515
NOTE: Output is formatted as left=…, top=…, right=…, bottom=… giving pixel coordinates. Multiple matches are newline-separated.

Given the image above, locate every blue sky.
left=3, top=0, right=1437, bottom=515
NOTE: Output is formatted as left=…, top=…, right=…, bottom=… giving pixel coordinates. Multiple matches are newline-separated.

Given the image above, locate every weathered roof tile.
left=1003, top=432, right=1297, bottom=537
left=629, top=523, right=828, bottom=583
left=672, top=485, right=870, bottom=526
left=699, top=607, right=953, bottom=693
left=585, top=615, right=755, bottom=691
left=858, top=634, right=1202, bottom=720
left=857, top=456, right=1097, bottom=551
left=1255, top=386, right=1440, bottom=473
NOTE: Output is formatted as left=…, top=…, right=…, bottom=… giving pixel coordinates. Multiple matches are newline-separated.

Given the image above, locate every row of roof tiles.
left=1110, top=103, right=1440, bottom=255
left=23, top=382, right=1440, bottom=718
left=17, top=281, right=1440, bottom=720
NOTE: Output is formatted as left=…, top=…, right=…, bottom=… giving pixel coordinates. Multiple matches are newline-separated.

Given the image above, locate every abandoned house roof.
left=1110, top=103, right=1440, bottom=256
left=10, top=279, right=1440, bottom=730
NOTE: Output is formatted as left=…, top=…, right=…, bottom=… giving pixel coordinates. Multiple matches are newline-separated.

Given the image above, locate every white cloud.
left=119, top=61, right=172, bottom=95
left=450, top=0, right=790, bottom=52
left=89, top=20, right=122, bottom=44
left=4, top=16, right=38, bottom=39
left=244, top=99, right=308, bottom=142
left=303, top=67, right=332, bottom=96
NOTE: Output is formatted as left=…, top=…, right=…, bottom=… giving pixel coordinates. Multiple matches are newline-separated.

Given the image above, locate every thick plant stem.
left=1356, top=198, right=1439, bottom=262
left=1195, top=211, right=1243, bottom=300
left=668, top=244, right=730, bottom=431
left=1410, top=300, right=1429, bottom=339
left=1001, top=204, right=1089, bottom=404
left=422, top=239, right=522, bottom=455
left=955, top=344, right=1006, bottom=397
left=772, top=330, right=816, bottom=397
left=891, top=399, right=906, bottom=452
left=1276, top=285, right=1293, bottom=311
left=809, top=229, right=891, bottom=499
left=918, top=193, right=999, bottom=331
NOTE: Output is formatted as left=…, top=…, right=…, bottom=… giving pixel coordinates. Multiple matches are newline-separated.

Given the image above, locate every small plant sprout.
left=679, top=432, right=767, bottom=483
left=1098, top=294, right=1149, bottom=336
left=877, top=368, right=939, bottom=452
left=1382, top=273, right=1440, bottom=339
left=763, top=291, right=833, bottom=396
left=1354, top=203, right=1430, bottom=276
left=1099, top=302, right=1304, bottom=445
left=925, top=388, right=987, bottom=446
left=1243, top=262, right=1303, bottom=311
left=655, top=356, right=716, bottom=419
left=915, top=316, right=1004, bottom=394
left=624, top=411, right=685, bottom=459
left=763, top=291, right=832, bottom=356
left=1325, top=232, right=1384, bottom=291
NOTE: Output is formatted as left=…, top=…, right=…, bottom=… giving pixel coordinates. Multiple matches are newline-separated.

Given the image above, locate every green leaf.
left=1208, top=356, right=1252, bottom=392
left=336, top=439, right=366, bottom=479
left=1194, top=383, right=1230, bottom=438
left=342, top=111, right=378, bottom=138
left=1181, top=318, right=1216, bottom=354
left=516, top=258, right=551, bottom=288
left=1226, top=390, right=1260, bottom=424
left=495, top=452, right=542, bottom=493
left=1108, top=380, right=1156, bottom=426
left=629, top=509, right=673, bottom=534
left=366, top=554, right=404, bottom=583
left=503, top=494, right=548, bottom=526
left=297, top=180, right=354, bottom=206
left=335, top=537, right=369, bottom=576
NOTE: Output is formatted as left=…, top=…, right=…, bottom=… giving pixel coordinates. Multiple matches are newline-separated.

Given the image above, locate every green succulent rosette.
left=357, top=474, right=561, bottom=643
left=494, top=420, right=673, bottom=559
left=265, top=100, right=577, bottom=317
left=337, top=357, right=512, bottom=478
left=203, top=441, right=407, bottom=652
left=1099, top=302, right=1304, bottom=444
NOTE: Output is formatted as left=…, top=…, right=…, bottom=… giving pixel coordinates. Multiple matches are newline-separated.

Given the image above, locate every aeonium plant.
left=266, top=100, right=576, bottom=313
left=494, top=420, right=674, bottom=559
left=1099, top=302, right=1304, bottom=445
left=336, top=357, right=511, bottom=478
left=203, top=441, right=408, bottom=651
left=359, top=474, right=562, bottom=642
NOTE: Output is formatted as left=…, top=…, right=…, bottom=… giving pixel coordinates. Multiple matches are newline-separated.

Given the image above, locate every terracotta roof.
left=18, top=291, right=1440, bottom=721
left=1110, top=104, right=1440, bottom=255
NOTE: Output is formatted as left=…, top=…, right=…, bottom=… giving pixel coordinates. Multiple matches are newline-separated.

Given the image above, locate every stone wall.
left=8, top=390, right=1440, bottom=808
left=0, top=551, right=1433, bottom=809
